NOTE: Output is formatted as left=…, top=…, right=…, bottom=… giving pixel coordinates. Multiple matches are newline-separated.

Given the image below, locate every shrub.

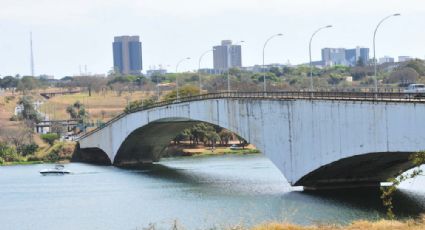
left=42, top=142, right=75, bottom=162
left=18, top=143, right=38, bottom=156
left=0, top=143, right=21, bottom=162
left=40, top=133, right=60, bottom=145
left=0, top=157, right=4, bottom=164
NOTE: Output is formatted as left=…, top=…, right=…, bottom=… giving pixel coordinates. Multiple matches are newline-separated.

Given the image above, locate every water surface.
left=0, top=154, right=424, bottom=230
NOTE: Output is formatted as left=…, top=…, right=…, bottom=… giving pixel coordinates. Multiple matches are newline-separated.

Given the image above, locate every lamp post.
left=175, top=57, right=191, bottom=100
left=198, top=49, right=214, bottom=95
left=373, top=13, right=401, bottom=92
left=309, top=25, right=332, bottom=92
left=262, top=34, right=283, bottom=93
left=227, top=40, right=244, bottom=92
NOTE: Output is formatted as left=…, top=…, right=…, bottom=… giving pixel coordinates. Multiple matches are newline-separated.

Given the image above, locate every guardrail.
left=78, top=91, right=425, bottom=140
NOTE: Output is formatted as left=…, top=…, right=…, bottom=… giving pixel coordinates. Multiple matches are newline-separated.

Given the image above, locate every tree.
left=16, top=76, right=39, bottom=93
left=40, top=133, right=60, bottom=145
left=17, top=96, right=41, bottom=123
left=163, top=85, right=200, bottom=101
left=73, top=76, right=107, bottom=96
left=66, top=101, right=88, bottom=122
left=219, top=129, right=233, bottom=145
left=385, top=67, right=419, bottom=84
left=0, top=142, right=20, bottom=162
left=0, top=76, right=19, bottom=88
left=405, top=59, right=425, bottom=76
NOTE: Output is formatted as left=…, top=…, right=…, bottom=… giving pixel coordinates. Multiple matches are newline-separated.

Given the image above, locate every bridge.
left=77, top=91, right=425, bottom=189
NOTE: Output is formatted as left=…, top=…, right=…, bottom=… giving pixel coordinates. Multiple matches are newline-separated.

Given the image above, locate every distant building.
left=198, top=68, right=221, bottom=75
left=345, top=47, right=369, bottom=66
left=379, top=56, right=395, bottom=64
left=146, top=69, right=167, bottom=78
left=113, top=36, right=143, bottom=75
left=213, top=40, right=242, bottom=72
left=321, top=48, right=347, bottom=66
left=398, top=56, right=414, bottom=63
left=321, top=47, right=370, bottom=67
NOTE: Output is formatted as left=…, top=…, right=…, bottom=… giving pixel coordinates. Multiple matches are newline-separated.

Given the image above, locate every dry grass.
left=41, top=90, right=155, bottom=121
left=0, top=92, right=21, bottom=140
left=252, top=215, right=425, bottom=230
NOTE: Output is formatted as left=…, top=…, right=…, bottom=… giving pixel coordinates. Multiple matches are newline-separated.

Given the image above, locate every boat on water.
left=40, top=164, right=71, bottom=175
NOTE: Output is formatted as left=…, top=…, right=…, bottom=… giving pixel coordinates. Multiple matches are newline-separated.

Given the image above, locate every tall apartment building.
left=113, top=36, right=143, bottom=75
left=213, top=40, right=242, bottom=72
left=321, top=48, right=347, bottom=66
left=345, top=47, right=369, bottom=66
left=321, top=47, right=369, bottom=67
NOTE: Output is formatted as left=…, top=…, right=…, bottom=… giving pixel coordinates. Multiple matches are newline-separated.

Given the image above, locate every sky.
left=0, top=0, right=424, bottom=77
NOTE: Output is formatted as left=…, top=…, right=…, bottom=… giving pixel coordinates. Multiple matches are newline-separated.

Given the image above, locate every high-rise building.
left=321, top=48, right=347, bottom=66
left=345, top=47, right=369, bottom=66
left=213, top=40, right=242, bottom=72
left=113, top=36, right=143, bottom=75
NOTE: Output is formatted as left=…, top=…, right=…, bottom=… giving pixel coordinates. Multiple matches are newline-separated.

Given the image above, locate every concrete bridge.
left=77, top=92, right=425, bottom=189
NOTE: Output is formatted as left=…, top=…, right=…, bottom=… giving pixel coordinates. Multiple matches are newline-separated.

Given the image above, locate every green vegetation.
left=0, top=140, right=75, bottom=165
left=66, top=100, right=89, bottom=124
left=163, top=85, right=200, bottom=101
left=124, top=96, right=156, bottom=113
left=40, top=133, right=60, bottom=146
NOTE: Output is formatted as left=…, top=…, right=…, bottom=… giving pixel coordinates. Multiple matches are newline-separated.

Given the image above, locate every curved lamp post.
left=198, top=49, right=214, bottom=95
left=175, top=57, right=191, bottom=100
left=262, top=34, right=283, bottom=93
left=373, top=13, right=401, bottom=92
left=309, top=25, right=332, bottom=91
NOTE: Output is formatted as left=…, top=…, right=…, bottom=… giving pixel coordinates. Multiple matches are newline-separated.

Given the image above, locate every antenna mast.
left=30, top=32, right=35, bottom=76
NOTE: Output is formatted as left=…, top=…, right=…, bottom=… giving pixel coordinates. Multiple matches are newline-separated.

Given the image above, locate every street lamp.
left=373, top=13, right=401, bottom=92
left=227, top=40, right=245, bottom=92
left=198, top=49, right=215, bottom=95
left=175, top=57, right=191, bottom=100
left=262, top=34, right=283, bottom=93
left=309, top=25, right=332, bottom=92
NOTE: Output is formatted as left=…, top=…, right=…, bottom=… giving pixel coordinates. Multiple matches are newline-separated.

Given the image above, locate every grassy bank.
left=251, top=215, right=425, bottom=230
left=0, top=141, right=76, bottom=166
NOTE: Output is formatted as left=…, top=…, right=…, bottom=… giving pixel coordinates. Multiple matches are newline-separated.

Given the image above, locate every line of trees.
left=173, top=123, right=248, bottom=148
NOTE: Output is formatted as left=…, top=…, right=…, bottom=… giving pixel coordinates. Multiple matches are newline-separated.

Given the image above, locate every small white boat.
left=40, top=164, right=71, bottom=175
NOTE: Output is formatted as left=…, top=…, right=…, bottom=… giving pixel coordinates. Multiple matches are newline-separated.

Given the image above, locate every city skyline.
left=0, top=0, right=424, bottom=77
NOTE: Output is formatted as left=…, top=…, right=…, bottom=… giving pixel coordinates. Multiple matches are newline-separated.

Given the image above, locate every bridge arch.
left=112, top=117, right=263, bottom=167
left=78, top=96, right=425, bottom=189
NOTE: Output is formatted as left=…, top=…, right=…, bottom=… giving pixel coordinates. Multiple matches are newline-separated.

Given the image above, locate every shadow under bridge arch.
left=113, top=117, right=255, bottom=167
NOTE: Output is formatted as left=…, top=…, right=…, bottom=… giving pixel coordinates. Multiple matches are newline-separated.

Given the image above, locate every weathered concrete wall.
left=79, top=99, right=425, bottom=187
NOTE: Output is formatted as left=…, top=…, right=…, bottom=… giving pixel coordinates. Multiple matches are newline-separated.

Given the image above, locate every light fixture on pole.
left=373, top=13, right=401, bottom=92
left=262, top=34, right=283, bottom=93
left=309, top=25, right=332, bottom=92
left=175, top=57, right=191, bottom=100
left=198, top=49, right=215, bottom=95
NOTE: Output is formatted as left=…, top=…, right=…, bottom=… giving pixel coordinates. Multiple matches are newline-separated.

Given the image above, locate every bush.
left=0, top=143, right=21, bottom=162
left=40, top=133, right=60, bottom=145
left=42, top=142, right=75, bottom=162
left=18, top=143, right=38, bottom=156
left=0, top=157, right=4, bottom=164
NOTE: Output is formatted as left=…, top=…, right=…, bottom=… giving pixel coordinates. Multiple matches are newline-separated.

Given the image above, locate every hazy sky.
left=0, top=0, right=424, bottom=77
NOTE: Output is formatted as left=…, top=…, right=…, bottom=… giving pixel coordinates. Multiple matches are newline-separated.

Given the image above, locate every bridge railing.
left=78, top=91, right=425, bottom=140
